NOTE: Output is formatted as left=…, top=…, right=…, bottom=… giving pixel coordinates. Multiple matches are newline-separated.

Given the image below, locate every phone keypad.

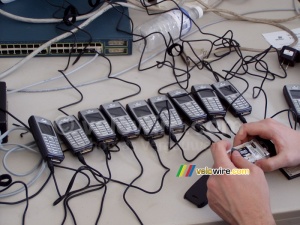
left=226, top=95, right=249, bottom=109
left=181, top=101, right=205, bottom=117
left=91, top=121, right=114, bottom=136
left=161, top=109, right=182, bottom=127
left=66, top=130, right=90, bottom=148
left=292, top=99, right=300, bottom=113
left=43, top=135, right=62, bottom=155
left=113, top=116, right=138, bottom=133
left=203, top=98, right=224, bottom=112
left=138, top=115, right=162, bottom=133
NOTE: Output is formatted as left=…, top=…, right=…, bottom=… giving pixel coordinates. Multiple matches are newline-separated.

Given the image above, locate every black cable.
left=271, top=109, right=298, bottom=130
left=169, top=124, right=213, bottom=162
left=0, top=108, right=30, bottom=131
left=0, top=173, right=52, bottom=205
left=211, top=118, right=231, bottom=138
left=0, top=181, right=29, bottom=225
left=222, top=117, right=237, bottom=135
left=47, top=159, right=62, bottom=198
left=57, top=70, right=84, bottom=116
left=0, top=173, right=12, bottom=187
left=53, top=165, right=106, bottom=225
left=123, top=137, right=144, bottom=225
left=52, top=165, right=92, bottom=206
left=193, top=123, right=222, bottom=140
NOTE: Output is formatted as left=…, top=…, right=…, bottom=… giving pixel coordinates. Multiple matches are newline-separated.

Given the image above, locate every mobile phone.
left=191, top=84, right=226, bottom=119
left=100, top=102, right=140, bottom=139
left=126, top=100, right=164, bottom=140
left=184, top=175, right=209, bottom=208
left=211, top=81, right=252, bottom=117
left=54, top=115, right=93, bottom=155
left=167, top=89, right=207, bottom=125
left=78, top=108, right=117, bottom=145
left=148, top=95, right=185, bottom=134
left=283, top=84, right=300, bottom=122
left=28, top=115, right=64, bottom=164
left=231, top=137, right=276, bottom=163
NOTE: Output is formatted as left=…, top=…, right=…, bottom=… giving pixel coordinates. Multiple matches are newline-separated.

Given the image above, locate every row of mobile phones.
left=28, top=80, right=252, bottom=164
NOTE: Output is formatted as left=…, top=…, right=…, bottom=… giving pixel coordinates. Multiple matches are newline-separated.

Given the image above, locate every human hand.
left=207, top=140, right=275, bottom=225
left=233, top=118, right=300, bottom=171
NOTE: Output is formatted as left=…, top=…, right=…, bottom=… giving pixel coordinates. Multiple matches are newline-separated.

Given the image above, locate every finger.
left=233, top=125, right=253, bottom=146
left=230, top=150, right=255, bottom=169
left=255, top=155, right=287, bottom=172
left=211, top=140, right=233, bottom=167
left=233, top=120, right=275, bottom=146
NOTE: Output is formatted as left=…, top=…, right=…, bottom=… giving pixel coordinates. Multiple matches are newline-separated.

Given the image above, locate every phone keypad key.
left=114, top=116, right=137, bottom=133
left=161, top=109, right=182, bottom=127
left=91, top=121, right=114, bottom=136
left=226, top=96, right=249, bottom=109
left=43, top=136, right=62, bottom=155
left=181, top=102, right=205, bottom=117
left=66, top=130, right=90, bottom=148
left=138, top=115, right=162, bottom=133
left=203, top=98, right=224, bottom=111
left=292, top=99, right=300, bottom=113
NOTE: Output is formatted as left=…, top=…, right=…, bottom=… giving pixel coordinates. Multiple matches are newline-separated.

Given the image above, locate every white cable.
left=0, top=8, right=96, bottom=23
left=2, top=143, right=42, bottom=177
left=7, top=53, right=99, bottom=94
left=0, top=127, right=47, bottom=198
left=7, top=8, right=297, bottom=93
left=8, top=47, right=165, bottom=93
left=0, top=1, right=146, bottom=24
left=0, top=2, right=143, bottom=80
left=0, top=127, right=28, bottom=143
left=293, top=0, right=300, bottom=14
left=0, top=161, right=47, bottom=198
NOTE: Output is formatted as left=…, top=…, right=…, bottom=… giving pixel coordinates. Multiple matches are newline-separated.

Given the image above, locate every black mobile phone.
left=212, top=81, right=252, bottom=117
left=148, top=95, right=185, bottom=134
left=126, top=100, right=164, bottom=140
left=78, top=108, right=117, bottom=145
left=191, top=84, right=226, bottom=119
left=283, top=84, right=300, bottom=122
left=100, top=102, right=140, bottom=139
left=28, top=115, right=64, bottom=163
left=167, top=89, right=207, bottom=125
left=184, top=175, right=209, bottom=208
left=54, top=115, right=93, bottom=155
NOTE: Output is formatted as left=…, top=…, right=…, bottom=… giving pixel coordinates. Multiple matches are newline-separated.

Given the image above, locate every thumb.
left=255, top=155, right=286, bottom=172
left=231, top=150, right=254, bottom=169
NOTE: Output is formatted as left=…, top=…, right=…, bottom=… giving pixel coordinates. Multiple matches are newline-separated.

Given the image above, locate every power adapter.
left=279, top=46, right=300, bottom=68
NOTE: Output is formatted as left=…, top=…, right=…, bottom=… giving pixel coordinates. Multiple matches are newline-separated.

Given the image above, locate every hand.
left=233, top=118, right=300, bottom=171
left=207, top=140, right=275, bottom=225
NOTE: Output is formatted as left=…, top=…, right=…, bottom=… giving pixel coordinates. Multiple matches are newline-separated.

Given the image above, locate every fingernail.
left=232, top=150, right=241, bottom=157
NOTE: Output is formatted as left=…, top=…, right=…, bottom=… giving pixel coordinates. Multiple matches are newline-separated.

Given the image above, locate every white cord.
left=2, top=142, right=42, bottom=177
left=0, top=2, right=143, bottom=80
left=0, top=161, right=47, bottom=198
left=7, top=8, right=297, bottom=93
left=0, top=8, right=96, bottom=23
left=0, top=127, right=47, bottom=198
left=293, top=0, right=300, bottom=14
left=0, top=1, right=146, bottom=24
left=7, top=53, right=99, bottom=94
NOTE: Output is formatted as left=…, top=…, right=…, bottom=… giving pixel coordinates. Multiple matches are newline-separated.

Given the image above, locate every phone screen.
left=219, top=85, right=237, bottom=96
left=39, top=123, right=55, bottom=136
left=133, top=105, right=152, bottom=117
left=85, top=113, right=103, bottom=122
